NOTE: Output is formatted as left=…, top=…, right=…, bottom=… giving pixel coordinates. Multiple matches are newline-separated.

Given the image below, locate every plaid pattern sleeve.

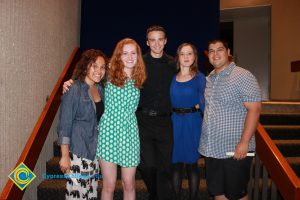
left=199, top=63, right=262, bottom=159
left=239, top=70, right=262, bottom=102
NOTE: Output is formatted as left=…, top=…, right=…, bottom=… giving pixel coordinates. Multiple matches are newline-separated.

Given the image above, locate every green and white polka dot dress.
left=96, top=80, right=140, bottom=167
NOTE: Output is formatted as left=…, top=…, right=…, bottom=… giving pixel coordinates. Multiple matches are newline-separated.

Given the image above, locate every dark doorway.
left=220, top=21, right=234, bottom=54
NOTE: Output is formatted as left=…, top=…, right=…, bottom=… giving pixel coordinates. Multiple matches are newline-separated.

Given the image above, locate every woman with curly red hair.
left=96, top=38, right=146, bottom=199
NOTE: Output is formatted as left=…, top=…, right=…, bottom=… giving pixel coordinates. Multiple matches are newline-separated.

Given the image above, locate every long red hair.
left=109, top=38, right=147, bottom=88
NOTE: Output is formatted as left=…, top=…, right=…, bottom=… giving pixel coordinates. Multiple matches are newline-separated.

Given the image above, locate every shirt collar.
left=144, top=50, right=169, bottom=62
left=80, top=80, right=89, bottom=89
left=80, top=80, right=100, bottom=90
left=208, top=62, right=236, bottom=78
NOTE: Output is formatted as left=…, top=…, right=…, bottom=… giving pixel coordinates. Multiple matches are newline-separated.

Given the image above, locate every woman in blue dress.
left=170, top=43, right=206, bottom=200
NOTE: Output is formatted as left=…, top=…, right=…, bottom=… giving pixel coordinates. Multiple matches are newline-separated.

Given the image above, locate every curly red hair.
left=109, top=38, right=146, bottom=88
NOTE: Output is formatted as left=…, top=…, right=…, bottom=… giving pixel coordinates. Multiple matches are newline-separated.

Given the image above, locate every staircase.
left=37, top=140, right=210, bottom=199
left=38, top=144, right=211, bottom=199
left=260, top=102, right=300, bottom=179
left=37, top=102, right=300, bottom=200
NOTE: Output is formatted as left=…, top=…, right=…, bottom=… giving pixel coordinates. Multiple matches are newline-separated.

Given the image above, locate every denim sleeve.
left=57, top=84, right=79, bottom=145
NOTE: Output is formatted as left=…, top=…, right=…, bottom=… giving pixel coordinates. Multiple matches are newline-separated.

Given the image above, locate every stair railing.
left=0, top=47, right=81, bottom=200
left=250, top=123, right=300, bottom=200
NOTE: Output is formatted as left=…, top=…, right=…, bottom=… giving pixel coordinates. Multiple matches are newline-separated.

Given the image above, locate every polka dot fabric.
left=96, top=80, right=140, bottom=167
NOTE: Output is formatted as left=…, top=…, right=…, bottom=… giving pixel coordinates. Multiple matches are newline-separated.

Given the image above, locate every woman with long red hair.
left=96, top=38, right=146, bottom=200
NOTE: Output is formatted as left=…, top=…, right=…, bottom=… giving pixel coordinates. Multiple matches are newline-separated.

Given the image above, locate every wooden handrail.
left=0, top=47, right=81, bottom=200
left=255, top=123, right=300, bottom=200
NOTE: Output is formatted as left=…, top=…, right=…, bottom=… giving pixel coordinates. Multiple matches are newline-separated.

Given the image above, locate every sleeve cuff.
left=58, top=136, right=70, bottom=145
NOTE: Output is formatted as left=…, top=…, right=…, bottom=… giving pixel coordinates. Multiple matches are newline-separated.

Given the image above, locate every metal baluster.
left=262, top=166, right=268, bottom=200
left=253, top=155, right=261, bottom=200
left=271, top=181, right=278, bottom=200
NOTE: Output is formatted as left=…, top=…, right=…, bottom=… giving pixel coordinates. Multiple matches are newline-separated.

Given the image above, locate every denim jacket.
left=57, top=80, right=104, bottom=160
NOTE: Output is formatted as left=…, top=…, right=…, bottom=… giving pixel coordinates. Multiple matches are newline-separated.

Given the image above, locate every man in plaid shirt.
left=199, top=39, right=262, bottom=200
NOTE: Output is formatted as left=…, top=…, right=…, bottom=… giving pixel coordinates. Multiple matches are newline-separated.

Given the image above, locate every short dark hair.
left=207, top=39, right=229, bottom=50
left=73, top=49, right=108, bottom=85
left=146, top=25, right=167, bottom=39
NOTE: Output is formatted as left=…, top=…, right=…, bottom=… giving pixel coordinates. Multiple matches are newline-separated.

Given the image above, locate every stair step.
left=285, top=157, right=300, bottom=176
left=41, top=104, right=300, bottom=200
left=46, top=156, right=144, bottom=179
left=46, top=157, right=63, bottom=175
left=260, top=113, right=300, bottom=125
left=261, top=102, right=300, bottom=114
left=37, top=174, right=285, bottom=200
left=46, top=157, right=206, bottom=179
left=274, top=140, right=300, bottom=157
left=37, top=179, right=67, bottom=200
left=98, top=179, right=210, bottom=199
left=45, top=155, right=277, bottom=182
left=263, top=125, right=300, bottom=140
left=47, top=155, right=270, bottom=180
left=37, top=179, right=210, bottom=200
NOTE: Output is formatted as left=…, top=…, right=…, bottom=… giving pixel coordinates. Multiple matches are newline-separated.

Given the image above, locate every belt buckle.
left=178, top=108, right=185, bottom=115
left=176, top=108, right=185, bottom=115
left=148, top=110, right=158, bottom=117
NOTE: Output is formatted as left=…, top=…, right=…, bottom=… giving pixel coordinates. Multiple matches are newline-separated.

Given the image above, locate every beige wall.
left=221, top=0, right=271, bottom=8
left=221, top=0, right=300, bottom=100
left=0, top=0, right=81, bottom=199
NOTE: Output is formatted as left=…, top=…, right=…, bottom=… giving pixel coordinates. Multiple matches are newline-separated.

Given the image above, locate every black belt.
left=172, top=107, right=201, bottom=115
left=137, top=107, right=171, bottom=117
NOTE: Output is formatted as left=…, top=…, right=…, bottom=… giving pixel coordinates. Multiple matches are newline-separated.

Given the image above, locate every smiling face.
left=208, top=41, right=231, bottom=73
left=85, top=56, right=106, bottom=85
left=121, top=43, right=138, bottom=69
left=146, top=30, right=167, bottom=58
left=178, top=45, right=195, bottom=69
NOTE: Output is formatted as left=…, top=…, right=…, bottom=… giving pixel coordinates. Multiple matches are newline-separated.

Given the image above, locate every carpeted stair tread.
left=105, top=179, right=211, bottom=199
left=274, top=139, right=300, bottom=157
left=46, top=156, right=143, bottom=180
left=263, top=125, right=300, bottom=140
left=37, top=179, right=210, bottom=200
left=261, top=102, right=300, bottom=114
left=260, top=113, right=300, bottom=125
left=38, top=179, right=67, bottom=189
left=46, top=156, right=206, bottom=179
left=46, top=157, right=63, bottom=175
left=37, top=177, right=280, bottom=200
left=260, top=112, right=300, bottom=115
left=263, top=125, right=300, bottom=129
left=285, top=157, right=300, bottom=176
left=37, top=179, right=148, bottom=200
left=274, top=139, right=300, bottom=145
left=37, top=179, right=67, bottom=200
left=285, top=156, right=300, bottom=164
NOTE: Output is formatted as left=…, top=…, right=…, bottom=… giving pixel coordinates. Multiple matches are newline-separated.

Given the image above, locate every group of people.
left=57, top=25, right=262, bottom=200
